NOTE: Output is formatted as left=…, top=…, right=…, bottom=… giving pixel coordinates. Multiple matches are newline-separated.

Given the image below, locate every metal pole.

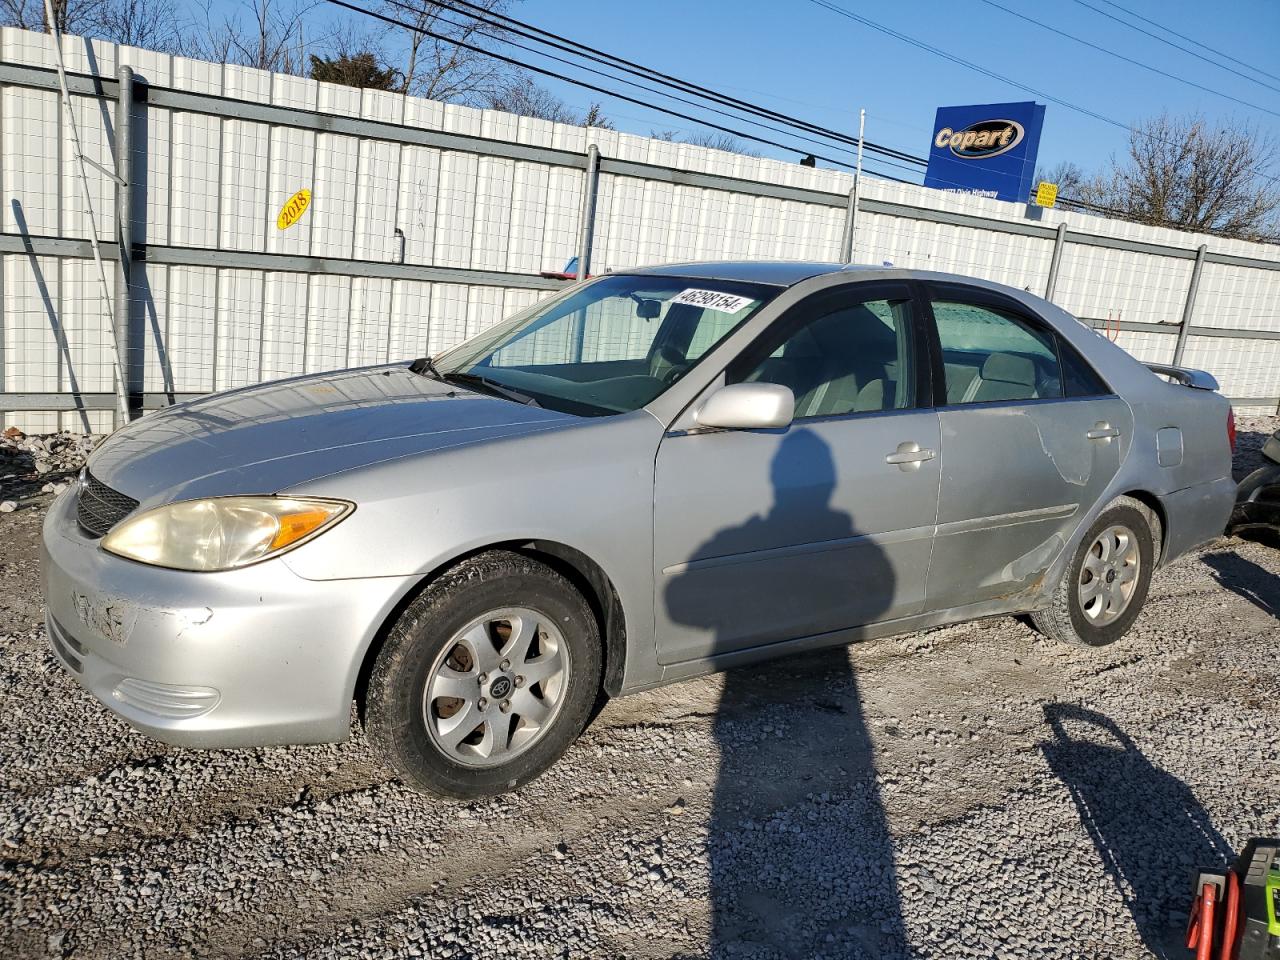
left=43, top=3, right=130, bottom=427
left=115, top=65, right=137, bottom=422
left=1172, top=243, right=1207, bottom=367
left=843, top=108, right=866, bottom=264
left=575, top=143, right=600, bottom=280
left=1044, top=221, right=1067, bottom=301
left=839, top=188, right=856, bottom=263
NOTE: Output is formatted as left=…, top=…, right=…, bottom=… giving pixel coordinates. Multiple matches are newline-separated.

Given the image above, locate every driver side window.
left=729, top=290, right=918, bottom=419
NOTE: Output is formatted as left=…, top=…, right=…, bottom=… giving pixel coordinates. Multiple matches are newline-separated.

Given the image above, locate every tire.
left=1030, top=496, right=1159, bottom=648
left=365, top=550, right=602, bottom=799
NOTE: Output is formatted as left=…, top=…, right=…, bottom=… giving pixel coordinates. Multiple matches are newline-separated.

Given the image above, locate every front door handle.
left=1087, top=422, right=1121, bottom=441
left=885, top=440, right=936, bottom=472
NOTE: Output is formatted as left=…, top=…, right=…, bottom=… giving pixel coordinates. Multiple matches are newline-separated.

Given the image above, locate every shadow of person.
left=1202, top=551, right=1280, bottom=618
left=1040, top=704, right=1234, bottom=959
left=664, top=429, right=907, bottom=958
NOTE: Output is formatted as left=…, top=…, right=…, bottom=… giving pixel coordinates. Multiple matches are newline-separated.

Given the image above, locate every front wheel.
left=1031, top=496, right=1158, bottom=647
left=365, top=551, right=602, bottom=798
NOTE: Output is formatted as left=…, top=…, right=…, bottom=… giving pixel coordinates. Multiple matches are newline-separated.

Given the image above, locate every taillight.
left=1227, top=407, right=1237, bottom=452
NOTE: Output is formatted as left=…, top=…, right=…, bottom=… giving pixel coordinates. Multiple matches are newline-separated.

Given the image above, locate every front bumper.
left=40, top=489, right=417, bottom=748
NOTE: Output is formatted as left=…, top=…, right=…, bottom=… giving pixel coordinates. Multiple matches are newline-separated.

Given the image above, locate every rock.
left=0, top=501, right=15, bottom=513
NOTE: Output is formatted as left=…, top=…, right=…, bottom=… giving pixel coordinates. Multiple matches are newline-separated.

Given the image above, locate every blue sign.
left=924, top=101, right=1046, bottom=203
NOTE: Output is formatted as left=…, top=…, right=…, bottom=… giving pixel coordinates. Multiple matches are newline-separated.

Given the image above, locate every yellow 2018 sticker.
left=277, top=189, right=311, bottom=230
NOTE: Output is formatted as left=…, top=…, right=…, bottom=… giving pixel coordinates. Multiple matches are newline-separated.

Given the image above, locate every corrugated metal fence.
left=1, top=28, right=1279, bottom=433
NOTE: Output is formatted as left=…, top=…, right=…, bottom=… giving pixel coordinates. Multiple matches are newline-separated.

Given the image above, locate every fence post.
left=114, top=65, right=139, bottom=422
left=839, top=187, right=857, bottom=263
left=1044, top=221, right=1067, bottom=301
left=1172, top=243, right=1207, bottom=367
left=575, top=143, right=600, bottom=280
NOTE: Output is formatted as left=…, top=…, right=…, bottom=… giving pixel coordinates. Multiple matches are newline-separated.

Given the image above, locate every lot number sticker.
left=277, top=189, right=312, bottom=230
left=670, top=288, right=755, bottom=314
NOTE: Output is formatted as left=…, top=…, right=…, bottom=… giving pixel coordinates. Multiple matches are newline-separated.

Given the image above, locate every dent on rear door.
left=926, top=397, right=1132, bottom=610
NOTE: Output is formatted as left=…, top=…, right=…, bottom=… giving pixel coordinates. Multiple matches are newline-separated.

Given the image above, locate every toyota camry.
left=41, top=262, right=1236, bottom=798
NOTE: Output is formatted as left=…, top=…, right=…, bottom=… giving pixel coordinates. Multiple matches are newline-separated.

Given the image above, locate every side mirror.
left=695, top=382, right=794, bottom=431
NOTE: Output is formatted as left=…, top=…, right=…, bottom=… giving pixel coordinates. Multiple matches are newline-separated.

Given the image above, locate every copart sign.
left=923, top=101, right=1045, bottom=203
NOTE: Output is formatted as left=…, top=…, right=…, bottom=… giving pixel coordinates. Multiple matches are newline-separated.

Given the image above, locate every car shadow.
left=1040, top=704, right=1233, bottom=959
left=663, top=430, right=908, bottom=958
left=1202, top=551, right=1280, bottom=618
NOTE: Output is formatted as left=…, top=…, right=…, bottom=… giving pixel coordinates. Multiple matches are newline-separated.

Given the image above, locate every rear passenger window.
left=932, top=301, right=1061, bottom=405
left=1061, top=342, right=1110, bottom=397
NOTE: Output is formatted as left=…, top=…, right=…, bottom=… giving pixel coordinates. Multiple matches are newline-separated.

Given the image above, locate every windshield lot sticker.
left=670, top=289, right=754, bottom=314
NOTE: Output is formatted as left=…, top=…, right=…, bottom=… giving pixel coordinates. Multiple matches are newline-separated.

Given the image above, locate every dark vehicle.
left=1230, top=426, right=1280, bottom=537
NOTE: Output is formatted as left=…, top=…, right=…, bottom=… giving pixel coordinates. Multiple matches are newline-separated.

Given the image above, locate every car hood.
left=88, top=365, right=577, bottom=507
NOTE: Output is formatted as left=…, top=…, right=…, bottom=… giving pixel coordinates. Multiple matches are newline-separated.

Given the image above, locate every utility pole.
left=841, top=109, right=866, bottom=264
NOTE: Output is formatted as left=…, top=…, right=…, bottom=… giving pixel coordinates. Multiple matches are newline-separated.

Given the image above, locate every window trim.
left=723, top=280, right=934, bottom=422
left=918, top=281, right=1114, bottom=409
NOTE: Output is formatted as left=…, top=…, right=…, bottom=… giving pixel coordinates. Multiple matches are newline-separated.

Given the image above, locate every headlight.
left=102, top=497, right=352, bottom=571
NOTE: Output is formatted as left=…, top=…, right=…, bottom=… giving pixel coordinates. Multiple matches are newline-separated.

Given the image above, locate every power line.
left=805, top=0, right=1129, bottom=130
left=400, top=2, right=1062, bottom=192
left=325, top=0, right=1275, bottom=238
left=388, top=0, right=919, bottom=165
left=422, top=0, right=927, bottom=166
left=804, top=0, right=1280, bottom=186
left=417, top=0, right=1064, bottom=191
left=977, top=0, right=1280, bottom=119
left=321, top=0, right=920, bottom=181
left=1090, top=0, right=1280, bottom=86
left=1071, top=0, right=1280, bottom=97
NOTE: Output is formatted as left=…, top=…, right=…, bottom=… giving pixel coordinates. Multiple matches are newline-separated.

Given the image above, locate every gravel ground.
left=1, top=419, right=1278, bottom=960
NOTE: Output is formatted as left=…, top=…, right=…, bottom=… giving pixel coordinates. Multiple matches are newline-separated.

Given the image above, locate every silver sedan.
left=41, top=263, right=1236, bottom=797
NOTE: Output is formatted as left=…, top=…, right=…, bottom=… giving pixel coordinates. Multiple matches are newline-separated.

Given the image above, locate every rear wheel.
left=365, top=551, right=602, bottom=798
left=1031, top=496, right=1158, bottom=647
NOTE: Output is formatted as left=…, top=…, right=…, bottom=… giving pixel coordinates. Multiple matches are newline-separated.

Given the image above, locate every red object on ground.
left=1187, top=881, right=1218, bottom=960
left=1221, top=870, right=1241, bottom=960
left=1185, top=872, right=1244, bottom=960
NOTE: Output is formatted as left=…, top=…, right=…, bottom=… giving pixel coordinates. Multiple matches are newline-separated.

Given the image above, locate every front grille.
left=77, top=471, right=139, bottom=538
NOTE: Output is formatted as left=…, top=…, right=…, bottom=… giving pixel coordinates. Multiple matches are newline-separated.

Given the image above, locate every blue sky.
left=487, top=0, right=1280, bottom=181
left=198, top=0, right=1279, bottom=181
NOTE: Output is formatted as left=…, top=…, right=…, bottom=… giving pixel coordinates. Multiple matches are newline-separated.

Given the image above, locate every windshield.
left=432, top=274, right=779, bottom=416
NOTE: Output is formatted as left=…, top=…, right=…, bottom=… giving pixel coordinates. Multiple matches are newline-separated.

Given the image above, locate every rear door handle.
left=885, top=440, right=936, bottom=471
left=1087, top=422, right=1121, bottom=441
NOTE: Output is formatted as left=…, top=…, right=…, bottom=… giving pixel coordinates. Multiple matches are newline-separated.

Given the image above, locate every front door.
left=921, top=284, right=1131, bottom=611
left=653, top=283, right=941, bottom=665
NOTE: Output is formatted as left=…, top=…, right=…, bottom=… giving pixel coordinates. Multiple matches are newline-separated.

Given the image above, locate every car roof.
left=626, top=260, right=882, bottom=286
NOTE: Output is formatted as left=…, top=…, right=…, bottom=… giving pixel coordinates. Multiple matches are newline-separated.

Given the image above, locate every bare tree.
left=97, top=0, right=183, bottom=51
left=1033, top=160, right=1088, bottom=198
left=381, top=0, right=512, bottom=102
left=652, top=129, right=761, bottom=157
left=196, top=0, right=318, bottom=75
left=0, top=0, right=105, bottom=35
left=484, top=75, right=576, bottom=123
left=1079, top=113, right=1280, bottom=240
left=482, top=77, right=613, bottom=128
left=0, top=0, right=185, bottom=53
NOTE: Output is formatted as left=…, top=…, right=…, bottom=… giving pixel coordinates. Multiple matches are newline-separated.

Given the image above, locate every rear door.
left=921, top=282, right=1132, bottom=611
